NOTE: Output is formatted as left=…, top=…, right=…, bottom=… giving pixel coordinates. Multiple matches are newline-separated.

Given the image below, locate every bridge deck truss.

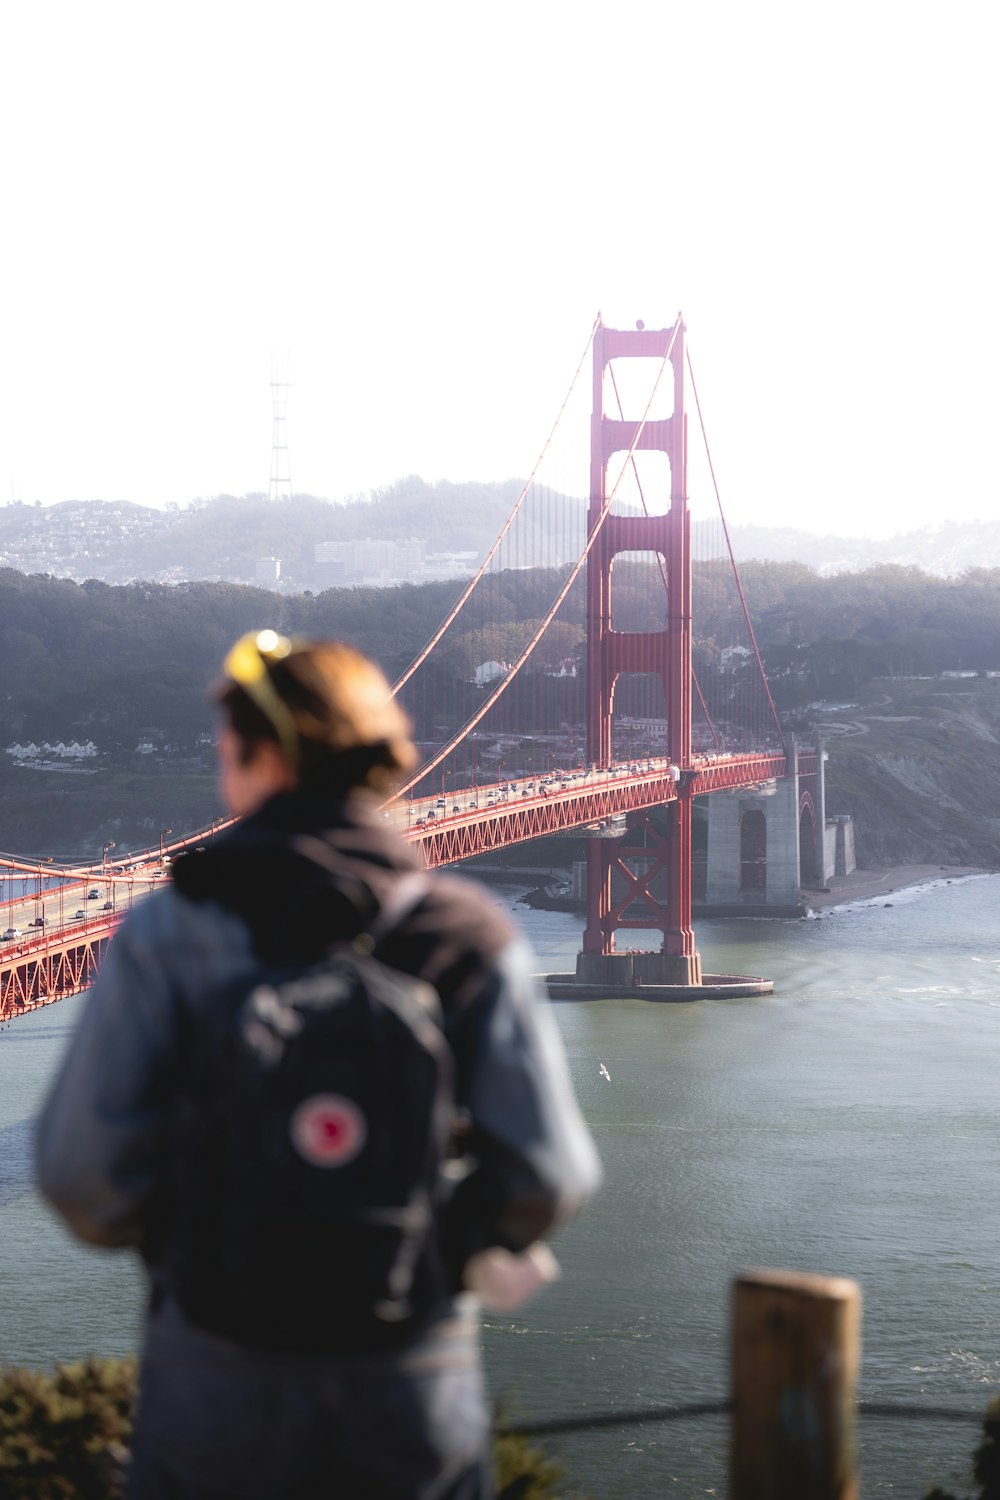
left=0, top=753, right=795, bottom=1018
left=1, top=926, right=114, bottom=1023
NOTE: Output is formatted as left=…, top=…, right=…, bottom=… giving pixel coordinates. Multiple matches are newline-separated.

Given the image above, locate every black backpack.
left=166, top=872, right=455, bottom=1354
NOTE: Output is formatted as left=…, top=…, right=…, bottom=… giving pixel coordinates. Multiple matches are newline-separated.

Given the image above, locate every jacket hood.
left=171, top=786, right=421, bottom=961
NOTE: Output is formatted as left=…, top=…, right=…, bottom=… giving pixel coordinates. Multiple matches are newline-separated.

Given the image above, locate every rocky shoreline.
left=506, top=863, right=993, bottom=919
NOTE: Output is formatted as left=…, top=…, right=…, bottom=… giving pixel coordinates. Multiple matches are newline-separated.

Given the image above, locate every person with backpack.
left=36, top=631, right=601, bottom=1500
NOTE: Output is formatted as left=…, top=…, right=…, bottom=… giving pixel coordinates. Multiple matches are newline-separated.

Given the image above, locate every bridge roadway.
left=0, top=861, right=170, bottom=1021
left=400, top=750, right=797, bottom=864
left=1, top=750, right=806, bottom=1021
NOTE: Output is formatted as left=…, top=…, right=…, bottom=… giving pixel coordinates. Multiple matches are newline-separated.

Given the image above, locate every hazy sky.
left=2, top=1, right=996, bottom=537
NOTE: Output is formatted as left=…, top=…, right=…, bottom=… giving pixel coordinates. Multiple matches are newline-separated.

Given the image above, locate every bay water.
left=3, top=874, right=999, bottom=1497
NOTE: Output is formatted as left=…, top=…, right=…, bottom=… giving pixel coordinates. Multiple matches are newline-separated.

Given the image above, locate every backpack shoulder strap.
left=369, top=872, right=431, bottom=948
left=288, top=835, right=430, bottom=958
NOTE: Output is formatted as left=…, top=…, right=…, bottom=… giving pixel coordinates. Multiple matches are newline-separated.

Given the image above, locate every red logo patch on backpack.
left=290, top=1093, right=367, bottom=1167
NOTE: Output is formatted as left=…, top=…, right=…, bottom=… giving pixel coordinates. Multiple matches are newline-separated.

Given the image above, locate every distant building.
left=420, top=550, right=477, bottom=582
left=313, top=538, right=475, bottom=588
left=475, top=660, right=509, bottom=687
left=315, top=538, right=426, bottom=586
left=255, top=557, right=281, bottom=586
left=6, top=740, right=97, bottom=761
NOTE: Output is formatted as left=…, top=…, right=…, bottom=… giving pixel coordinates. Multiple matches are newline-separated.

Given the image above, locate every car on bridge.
left=88, top=889, right=100, bottom=899
left=101, top=901, right=115, bottom=911
left=2, top=928, right=16, bottom=941
left=75, top=909, right=86, bottom=919
left=33, top=916, right=45, bottom=926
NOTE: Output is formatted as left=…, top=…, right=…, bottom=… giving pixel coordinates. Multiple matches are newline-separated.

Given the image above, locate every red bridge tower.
left=578, top=319, right=702, bottom=987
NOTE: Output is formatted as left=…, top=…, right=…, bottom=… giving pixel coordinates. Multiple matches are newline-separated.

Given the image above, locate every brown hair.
left=217, top=640, right=417, bottom=795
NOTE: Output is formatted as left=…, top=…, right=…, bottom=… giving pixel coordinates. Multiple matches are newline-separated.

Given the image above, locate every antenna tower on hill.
left=268, top=359, right=292, bottom=502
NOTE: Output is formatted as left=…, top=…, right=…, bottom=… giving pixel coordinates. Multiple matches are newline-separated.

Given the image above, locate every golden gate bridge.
left=1, top=316, right=822, bottom=1020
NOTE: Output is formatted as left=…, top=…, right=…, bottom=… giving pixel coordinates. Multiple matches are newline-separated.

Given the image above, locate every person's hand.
left=462, top=1243, right=560, bottom=1312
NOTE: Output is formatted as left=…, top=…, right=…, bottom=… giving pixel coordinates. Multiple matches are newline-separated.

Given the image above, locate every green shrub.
left=923, top=1393, right=1000, bottom=1500
left=973, top=1394, right=1000, bottom=1498
left=495, top=1429, right=574, bottom=1499
left=0, top=1357, right=137, bottom=1499
left=0, top=1359, right=587, bottom=1500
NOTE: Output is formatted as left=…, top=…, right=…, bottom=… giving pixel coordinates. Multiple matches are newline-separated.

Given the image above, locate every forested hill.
left=2, top=559, right=999, bottom=744
left=0, top=561, right=999, bottom=864
left=732, top=561, right=1000, bottom=693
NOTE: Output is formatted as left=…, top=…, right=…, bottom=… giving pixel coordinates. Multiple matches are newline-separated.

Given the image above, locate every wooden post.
left=730, top=1268, right=861, bottom=1500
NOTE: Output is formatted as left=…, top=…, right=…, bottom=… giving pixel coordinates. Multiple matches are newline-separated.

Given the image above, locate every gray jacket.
left=36, top=788, right=601, bottom=1335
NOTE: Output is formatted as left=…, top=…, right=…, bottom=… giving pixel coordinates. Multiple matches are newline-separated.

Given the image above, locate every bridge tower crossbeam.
left=579, top=320, right=702, bottom=986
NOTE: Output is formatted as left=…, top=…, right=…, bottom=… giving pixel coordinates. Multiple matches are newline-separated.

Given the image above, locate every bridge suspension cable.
left=686, top=345, right=786, bottom=750
left=391, top=314, right=601, bottom=698
left=391, top=317, right=683, bottom=800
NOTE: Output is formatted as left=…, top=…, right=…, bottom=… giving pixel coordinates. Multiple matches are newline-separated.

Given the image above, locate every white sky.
left=1, top=1, right=996, bottom=538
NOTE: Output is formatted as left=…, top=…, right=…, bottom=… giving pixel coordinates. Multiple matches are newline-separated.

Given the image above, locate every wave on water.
left=897, top=986, right=965, bottom=995
left=0, top=1116, right=37, bottom=1209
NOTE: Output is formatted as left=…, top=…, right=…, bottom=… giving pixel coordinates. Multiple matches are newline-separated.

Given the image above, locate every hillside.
left=3, top=489, right=1000, bottom=588
left=816, top=677, right=1000, bottom=867
left=0, top=560, right=998, bottom=870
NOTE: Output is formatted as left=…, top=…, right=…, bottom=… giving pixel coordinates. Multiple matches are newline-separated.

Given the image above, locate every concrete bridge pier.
left=701, top=739, right=852, bottom=915
left=575, top=948, right=703, bottom=988
left=704, top=777, right=801, bottom=912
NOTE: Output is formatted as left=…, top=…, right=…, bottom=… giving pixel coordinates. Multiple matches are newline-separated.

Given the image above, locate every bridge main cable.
left=391, top=316, right=684, bottom=802
left=391, top=314, right=601, bottom=698
left=685, top=345, right=786, bottom=750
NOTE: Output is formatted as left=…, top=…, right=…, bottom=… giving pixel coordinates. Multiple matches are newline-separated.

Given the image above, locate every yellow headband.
left=222, top=629, right=304, bottom=768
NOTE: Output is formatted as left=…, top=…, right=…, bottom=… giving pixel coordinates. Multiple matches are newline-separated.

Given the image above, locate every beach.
left=804, top=863, right=990, bottom=911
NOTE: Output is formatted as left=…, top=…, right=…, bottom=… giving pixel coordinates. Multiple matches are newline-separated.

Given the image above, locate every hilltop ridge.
left=3, top=488, right=999, bottom=588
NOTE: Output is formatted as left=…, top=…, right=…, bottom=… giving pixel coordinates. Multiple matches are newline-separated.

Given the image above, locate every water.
left=3, top=874, right=999, bottom=1497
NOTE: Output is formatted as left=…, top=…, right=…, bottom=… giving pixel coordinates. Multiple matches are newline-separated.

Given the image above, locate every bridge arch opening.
left=610, top=551, right=668, bottom=632
left=609, top=672, right=667, bottom=763
left=606, top=448, right=672, bottom=517
left=739, top=809, right=766, bottom=898
left=604, top=357, right=675, bottom=424
left=799, top=793, right=818, bottom=886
